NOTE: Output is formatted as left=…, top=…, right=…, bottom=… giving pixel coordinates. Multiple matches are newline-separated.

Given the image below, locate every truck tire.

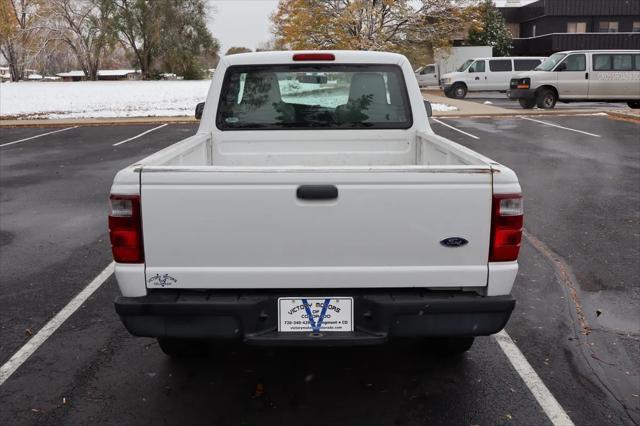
left=451, top=83, right=467, bottom=99
left=444, top=88, right=454, bottom=98
left=518, top=98, right=536, bottom=109
left=157, top=338, right=207, bottom=358
left=536, top=88, right=557, bottom=109
left=628, top=100, right=640, bottom=109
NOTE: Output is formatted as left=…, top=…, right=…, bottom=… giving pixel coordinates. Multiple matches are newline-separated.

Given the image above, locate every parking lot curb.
left=0, top=116, right=198, bottom=128
left=604, top=110, right=640, bottom=123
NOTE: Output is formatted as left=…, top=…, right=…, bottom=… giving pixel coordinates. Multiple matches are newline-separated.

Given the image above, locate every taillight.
left=108, top=194, right=144, bottom=263
left=490, top=194, right=523, bottom=262
left=292, top=53, right=335, bottom=61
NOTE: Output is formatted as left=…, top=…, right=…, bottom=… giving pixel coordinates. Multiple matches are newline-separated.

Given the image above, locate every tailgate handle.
left=297, top=185, right=338, bottom=200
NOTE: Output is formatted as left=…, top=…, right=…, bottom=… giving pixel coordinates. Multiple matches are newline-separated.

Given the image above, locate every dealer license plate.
left=278, top=297, right=353, bottom=332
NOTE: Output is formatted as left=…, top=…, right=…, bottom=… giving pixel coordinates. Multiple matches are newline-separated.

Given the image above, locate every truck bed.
left=135, top=129, right=495, bottom=169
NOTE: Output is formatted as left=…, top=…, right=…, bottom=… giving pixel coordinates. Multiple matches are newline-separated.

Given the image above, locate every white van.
left=508, top=50, right=640, bottom=109
left=440, top=57, right=546, bottom=98
left=415, top=64, right=439, bottom=87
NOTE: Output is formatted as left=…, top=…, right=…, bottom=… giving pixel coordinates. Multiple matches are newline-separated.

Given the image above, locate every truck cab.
left=415, top=64, right=439, bottom=87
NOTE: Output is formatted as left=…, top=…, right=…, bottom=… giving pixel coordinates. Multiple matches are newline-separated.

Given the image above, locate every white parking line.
left=112, top=124, right=168, bottom=146
left=0, top=126, right=78, bottom=148
left=494, top=330, right=575, bottom=426
left=0, top=262, right=115, bottom=387
left=519, top=117, right=600, bottom=138
left=0, top=261, right=572, bottom=426
left=431, top=118, right=480, bottom=140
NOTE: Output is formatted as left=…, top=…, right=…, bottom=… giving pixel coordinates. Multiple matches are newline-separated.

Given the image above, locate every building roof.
left=56, top=70, right=86, bottom=77
left=97, top=69, right=140, bottom=77
left=500, top=0, right=640, bottom=22
left=56, top=69, right=141, bottom=78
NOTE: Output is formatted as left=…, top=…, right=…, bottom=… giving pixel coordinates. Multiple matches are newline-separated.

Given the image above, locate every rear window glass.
left=489, top=60, right=512, bottom=72
left=216, top=65, right=412, bottom=130
left=514, top=59, right=541, bottom=71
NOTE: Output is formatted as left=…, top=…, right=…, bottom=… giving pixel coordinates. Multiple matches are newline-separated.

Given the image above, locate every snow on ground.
left=431, top=103, right=458, bottom=112
left=0, top=80, right=458, bottom=118
left=0, top=80, right=211, bottom=119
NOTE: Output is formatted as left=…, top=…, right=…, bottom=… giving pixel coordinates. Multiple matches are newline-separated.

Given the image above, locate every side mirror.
left=424, top=100, right=433, bottom=118
left=556, top=62, right=567, bottom=72
left=195, top=102, right=205, bottom=119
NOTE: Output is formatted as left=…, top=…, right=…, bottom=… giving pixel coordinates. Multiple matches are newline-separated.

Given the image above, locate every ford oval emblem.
left=440, top=237, right=469, bottom=247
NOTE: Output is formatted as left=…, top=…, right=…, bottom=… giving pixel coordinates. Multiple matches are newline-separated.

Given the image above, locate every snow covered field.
left=0, top=80, right=456, bottom=119
left=0, top=80, right=211, bottom=119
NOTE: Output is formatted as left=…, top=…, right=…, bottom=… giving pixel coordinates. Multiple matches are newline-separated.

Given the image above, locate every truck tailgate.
left=140, top=169, right=492, bottom=289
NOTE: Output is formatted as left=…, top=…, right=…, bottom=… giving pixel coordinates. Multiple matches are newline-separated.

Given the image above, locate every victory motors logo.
left=147, top=273, right=177, bottom=287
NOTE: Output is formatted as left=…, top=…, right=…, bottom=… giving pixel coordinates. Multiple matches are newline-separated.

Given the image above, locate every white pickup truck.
left=110, top=51, right=523, bottom=356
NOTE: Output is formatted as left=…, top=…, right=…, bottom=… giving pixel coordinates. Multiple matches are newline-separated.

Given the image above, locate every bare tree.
left=0, top=0, right=48, bottom=81
left=46, top=0, right=115, bottom=80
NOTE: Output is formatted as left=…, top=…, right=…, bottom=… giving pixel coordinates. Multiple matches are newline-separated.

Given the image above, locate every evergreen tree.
left=467, top=0, right=512, bottom=56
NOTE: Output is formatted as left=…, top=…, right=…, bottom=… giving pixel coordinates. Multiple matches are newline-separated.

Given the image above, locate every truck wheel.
left=451, top=83, right=467, bottom=99
left=628, top=100, right=640, bottom=109
left=157, top=338, right=207, bottom=358
left=444, top=88, right=454, bottom=98
left=518, top=98, right=536, bottom=109
left=536, top=88, right=557, bottom=109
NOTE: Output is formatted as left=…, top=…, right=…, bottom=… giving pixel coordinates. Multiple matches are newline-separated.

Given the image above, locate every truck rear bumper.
left=114, top=290, right=515, bottom=346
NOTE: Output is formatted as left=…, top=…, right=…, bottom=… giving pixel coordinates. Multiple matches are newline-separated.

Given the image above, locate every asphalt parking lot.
left=0, top=115, right=638, bottom=425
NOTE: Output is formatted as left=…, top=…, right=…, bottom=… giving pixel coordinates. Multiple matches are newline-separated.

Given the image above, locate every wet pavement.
left=0, top=115, right=638, bottom=425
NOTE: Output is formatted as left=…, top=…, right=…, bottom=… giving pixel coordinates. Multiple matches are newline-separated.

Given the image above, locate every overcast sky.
left=206, top=0, right=538, bottom=55
left=207, top=0, right=279, bottom=54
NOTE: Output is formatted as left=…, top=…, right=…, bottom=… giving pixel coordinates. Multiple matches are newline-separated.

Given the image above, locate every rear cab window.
left=216, top=64, right=413, bottom=130
left=489, top=60, right=512, bottom=72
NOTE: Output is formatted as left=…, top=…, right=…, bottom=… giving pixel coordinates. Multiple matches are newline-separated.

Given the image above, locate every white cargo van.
left=440, top=57, right=546, bottom=98
left=508, top=50, right=640, bottom=109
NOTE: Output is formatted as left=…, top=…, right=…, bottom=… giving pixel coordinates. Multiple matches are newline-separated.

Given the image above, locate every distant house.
left=56, top=70, right=87, bottom=82
left=27, top=73, right=43, bottom=81
left=499, top=0, right=640, bottom=56
left=0, top=66, right=10, bottom=82
left=159, top=72, right=178, bottom=80
left=208, top=68, right=216, bottom=79
left=56, top=69, right=142, bottom=81
left=97, top=69, right=141, bottom=81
